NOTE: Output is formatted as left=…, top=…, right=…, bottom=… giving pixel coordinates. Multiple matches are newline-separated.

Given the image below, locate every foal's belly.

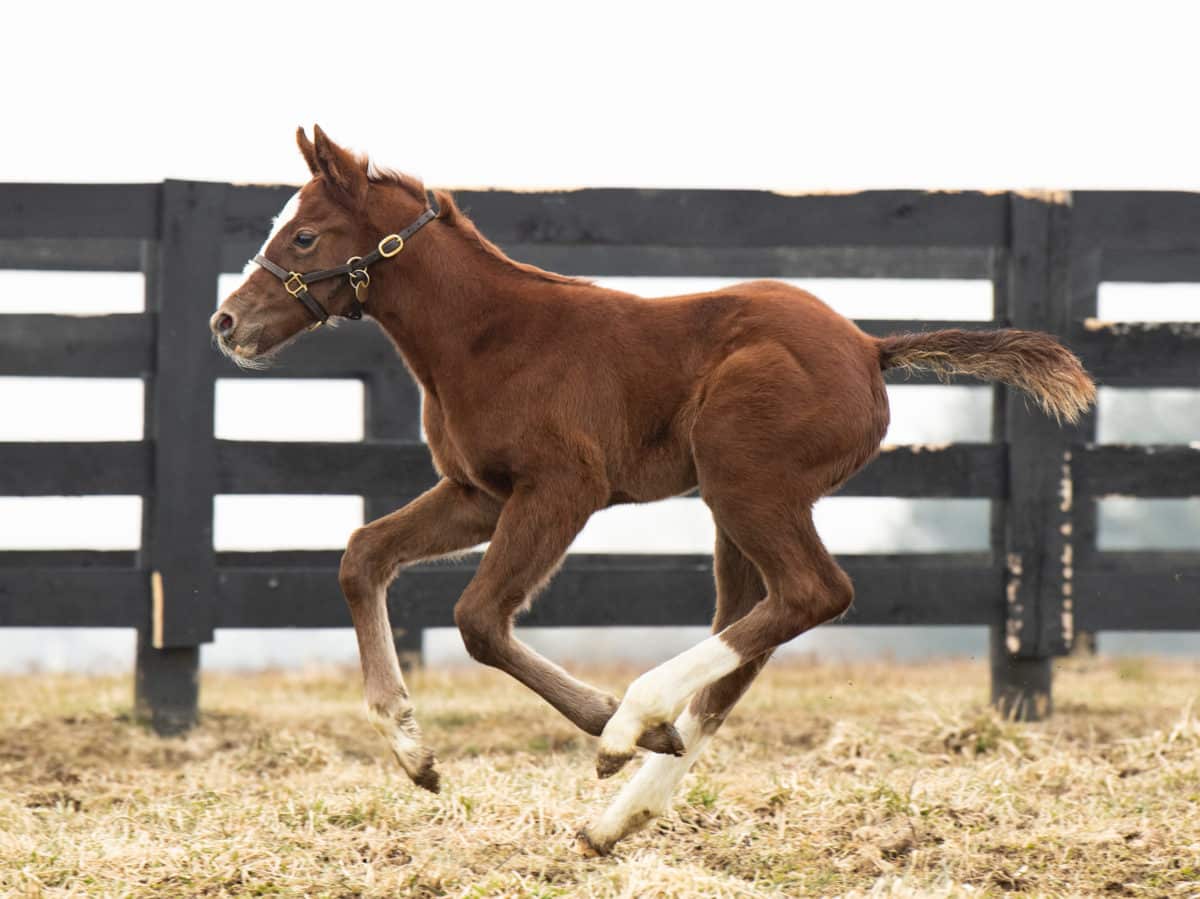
left=607, top=442, right=699, bottom=505
left=422, top=392, right=700, bottom=506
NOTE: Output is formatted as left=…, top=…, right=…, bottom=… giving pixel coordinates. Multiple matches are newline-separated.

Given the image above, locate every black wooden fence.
left=2, top=183, right=1197, bottom=732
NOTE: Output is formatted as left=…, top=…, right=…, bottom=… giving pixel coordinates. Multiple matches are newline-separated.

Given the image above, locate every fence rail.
left=2, top=182, right=1198, bottom=731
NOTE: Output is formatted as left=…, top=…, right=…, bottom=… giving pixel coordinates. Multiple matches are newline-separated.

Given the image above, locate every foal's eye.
left=293, top=231, right=317, bottom=249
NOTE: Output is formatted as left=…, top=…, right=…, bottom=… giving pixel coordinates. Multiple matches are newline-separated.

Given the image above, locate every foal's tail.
left=876, top=329, right=1096, bottom=424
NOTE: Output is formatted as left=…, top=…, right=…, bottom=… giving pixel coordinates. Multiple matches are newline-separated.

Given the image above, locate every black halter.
left=252, top=190, right=440, bottom=327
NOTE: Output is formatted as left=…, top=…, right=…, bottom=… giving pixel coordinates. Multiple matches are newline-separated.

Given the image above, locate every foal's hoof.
left=637, top=721, right=686, bottom=757
left=411, top=762, right=441, bottom=794
left=574, top=828, right=611, bottom=857
left=397, top=746, right=441, bottom=794
left=596, top=748, right=635, bottom=779
left=596, top=721, right=685, bottom=778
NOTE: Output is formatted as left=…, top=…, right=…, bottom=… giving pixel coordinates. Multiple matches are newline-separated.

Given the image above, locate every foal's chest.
left=420, top=395, right=515, bottom=499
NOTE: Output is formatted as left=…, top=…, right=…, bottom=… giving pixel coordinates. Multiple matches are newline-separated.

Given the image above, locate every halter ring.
left=345, top=257, right=369, bottom=287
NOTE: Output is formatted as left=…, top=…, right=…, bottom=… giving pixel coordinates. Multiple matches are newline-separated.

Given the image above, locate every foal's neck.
left=365, top=203, right=571, bottom=397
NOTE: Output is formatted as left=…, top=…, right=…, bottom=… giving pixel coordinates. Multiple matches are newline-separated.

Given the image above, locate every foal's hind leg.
left=596, top=501, right=851, bottom=777
left=339, top=478, right=501, bottom=792
left=579, top=529, right=771, bottom=855
left=596, top=348, right=861, bottom=776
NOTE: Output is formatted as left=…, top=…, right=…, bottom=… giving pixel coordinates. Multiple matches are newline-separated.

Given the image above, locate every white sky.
left=4, top=1, right=1200, bottom=190
left=3, top=2, right=1198, bottom=670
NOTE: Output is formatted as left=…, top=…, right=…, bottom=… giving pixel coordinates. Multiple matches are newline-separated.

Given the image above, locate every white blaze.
left=237, top=190, right=302, bottom=281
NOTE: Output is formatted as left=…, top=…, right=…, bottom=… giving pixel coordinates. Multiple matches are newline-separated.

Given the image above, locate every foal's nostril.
left=215, top=313, right=235, bottom=336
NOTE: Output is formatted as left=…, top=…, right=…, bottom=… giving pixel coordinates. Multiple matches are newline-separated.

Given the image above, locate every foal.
left=213, top=126, right=1096, bottom=854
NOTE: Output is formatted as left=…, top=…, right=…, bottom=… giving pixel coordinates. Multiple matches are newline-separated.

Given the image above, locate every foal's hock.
left=211, top=126, right=1095, bottom=855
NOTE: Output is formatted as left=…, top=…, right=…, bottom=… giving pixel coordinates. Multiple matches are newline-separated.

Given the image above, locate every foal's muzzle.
left=211, top=311, right=235, bottom=338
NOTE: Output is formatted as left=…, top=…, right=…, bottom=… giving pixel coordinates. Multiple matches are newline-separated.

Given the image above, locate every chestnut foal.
left=213, top=126, right=1096, bottom=854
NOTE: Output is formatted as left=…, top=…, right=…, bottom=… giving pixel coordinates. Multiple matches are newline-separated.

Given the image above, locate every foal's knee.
left=339, top=526, right=386, bottom=603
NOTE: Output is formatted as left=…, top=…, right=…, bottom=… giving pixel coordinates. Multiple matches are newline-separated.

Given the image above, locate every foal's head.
left=211, top=126, right=430, bottom=367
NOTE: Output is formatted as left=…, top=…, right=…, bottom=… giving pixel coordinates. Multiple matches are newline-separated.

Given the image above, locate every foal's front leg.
left=339, top=479, right=501, bottom=792
left=452, top=478, right=686, bottom=757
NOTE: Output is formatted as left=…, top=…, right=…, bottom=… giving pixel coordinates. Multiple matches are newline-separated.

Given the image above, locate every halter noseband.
left=251, top=190, right=440, bottom=327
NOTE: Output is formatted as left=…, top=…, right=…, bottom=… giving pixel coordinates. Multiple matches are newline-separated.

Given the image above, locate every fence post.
left=135, top=180, right=226, bottom=734
left=134, top=631, right=199, bottom=735
left=991, top=192, right=1074, bottom=720
left=1064, top=233, right=1102, bottom=655
left=363, top=369, right=426, bottom=670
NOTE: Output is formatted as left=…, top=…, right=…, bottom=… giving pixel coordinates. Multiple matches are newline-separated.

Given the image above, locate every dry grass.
left=1, top=656, right=1198, bottom=897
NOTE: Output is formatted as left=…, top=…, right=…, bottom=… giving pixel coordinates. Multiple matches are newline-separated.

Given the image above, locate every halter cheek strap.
left=252, top=190, right=441, bottom=327
left=251, top=253, right=337, bottom=323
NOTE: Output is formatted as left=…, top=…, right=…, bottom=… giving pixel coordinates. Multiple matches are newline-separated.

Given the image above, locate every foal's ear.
left=311, top=124, right=368, bottom=208
left=296, top=127, right=319, bottom=176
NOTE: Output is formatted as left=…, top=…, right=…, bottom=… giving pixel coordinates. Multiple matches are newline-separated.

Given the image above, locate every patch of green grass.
left=685, top=779, right=719, bottom=809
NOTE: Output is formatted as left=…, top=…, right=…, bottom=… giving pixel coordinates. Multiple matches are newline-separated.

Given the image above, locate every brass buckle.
left=378, top=234, right=404, bottom=258
left=284, top=272, right=306, bottom=296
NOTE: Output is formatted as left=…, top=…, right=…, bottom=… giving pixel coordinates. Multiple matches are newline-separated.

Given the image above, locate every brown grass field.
left=1, top=655, right=1198, bottom=897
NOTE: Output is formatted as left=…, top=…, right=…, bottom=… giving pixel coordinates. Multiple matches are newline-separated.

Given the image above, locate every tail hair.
left=878, top=329, right=1096, bottom=424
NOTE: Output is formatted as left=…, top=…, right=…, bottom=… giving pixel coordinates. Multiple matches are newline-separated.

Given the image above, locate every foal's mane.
left=367, top=161, right=589, bottom=287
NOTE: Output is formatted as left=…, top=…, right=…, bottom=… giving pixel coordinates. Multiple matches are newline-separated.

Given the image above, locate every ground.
left=1, top=656, right=1197, bottom=898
